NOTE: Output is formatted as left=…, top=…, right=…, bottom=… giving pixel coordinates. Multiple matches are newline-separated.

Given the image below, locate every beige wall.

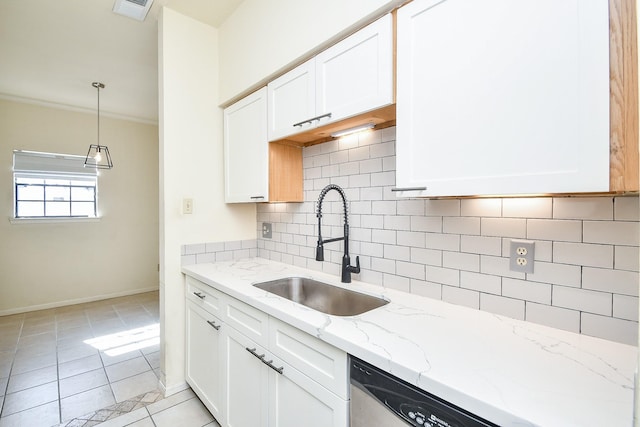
left=0, top=98, right=159, bottom=314
left=158, top=8, right=256, bottom=394
left=217, top=0, right=404, bottom=105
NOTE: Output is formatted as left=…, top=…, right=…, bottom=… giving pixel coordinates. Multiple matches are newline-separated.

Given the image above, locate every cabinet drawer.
left=225, top=295, right=270, bottom=347
left=269, top=317, right=348, bottom=399
left=186, top=276, right=224, bottom=318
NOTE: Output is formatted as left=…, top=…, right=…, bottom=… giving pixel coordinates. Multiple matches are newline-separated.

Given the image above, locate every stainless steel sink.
left=253, top=277, right=388, bottom=316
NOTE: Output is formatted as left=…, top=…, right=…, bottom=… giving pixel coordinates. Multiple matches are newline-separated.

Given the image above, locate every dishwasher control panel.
left=349, top=356, right=498, bottom=427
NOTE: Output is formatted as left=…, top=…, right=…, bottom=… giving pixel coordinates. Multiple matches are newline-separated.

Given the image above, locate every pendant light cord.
left=92, top=82, right=105, bottom=148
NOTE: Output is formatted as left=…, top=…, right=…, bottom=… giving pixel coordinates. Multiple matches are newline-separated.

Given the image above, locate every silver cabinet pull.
left=245, top=348, right=283, bottom=374
left=292, top=112, right=332, bottom=128
left=246, top=347, right=265, bottom=360
left=193, top=292, right=205, bottom=299
left=262, top=358, right=284, bottom=374
left=250, top=196, right=265, bottom=200
left=206, top=320, right=220, bottom=330
left=390, top=187, right=427, bottom=192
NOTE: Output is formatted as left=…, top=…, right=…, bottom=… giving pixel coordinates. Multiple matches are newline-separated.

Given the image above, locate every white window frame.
left=12, top=150, right=99, bottom=221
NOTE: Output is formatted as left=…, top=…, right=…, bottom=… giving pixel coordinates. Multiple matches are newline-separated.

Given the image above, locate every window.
left=13, top=150, right=98, bottom=219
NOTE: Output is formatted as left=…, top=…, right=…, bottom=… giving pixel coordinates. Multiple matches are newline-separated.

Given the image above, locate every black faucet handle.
left=347, top=256, right=360, bottom=274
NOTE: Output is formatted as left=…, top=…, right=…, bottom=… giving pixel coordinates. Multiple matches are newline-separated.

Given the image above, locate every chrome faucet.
left=315, top=184, right=360, bottom=283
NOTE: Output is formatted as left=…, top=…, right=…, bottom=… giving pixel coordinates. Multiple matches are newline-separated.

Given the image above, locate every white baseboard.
left=0, top=286, right=159, bottom=316
left=160, top=379, right=190, bottom=397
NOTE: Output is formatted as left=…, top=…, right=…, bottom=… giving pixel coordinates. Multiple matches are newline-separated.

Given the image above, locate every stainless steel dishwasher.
left=350, top=355, right=498, bottom=427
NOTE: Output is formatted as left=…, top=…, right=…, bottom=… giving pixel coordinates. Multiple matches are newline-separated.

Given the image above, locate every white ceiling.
left=0, top=0, right=244, bottom=124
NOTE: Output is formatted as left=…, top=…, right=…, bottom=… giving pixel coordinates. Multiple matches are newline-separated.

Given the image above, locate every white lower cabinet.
left=185, top=301, right=224, bottom=423
left=224, top=326, right=269, bottom=427
left=185, top=276, right=349, bottom=427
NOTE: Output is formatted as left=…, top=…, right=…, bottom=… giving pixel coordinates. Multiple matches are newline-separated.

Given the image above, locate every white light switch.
left=182, top=198, right=193, bottom=214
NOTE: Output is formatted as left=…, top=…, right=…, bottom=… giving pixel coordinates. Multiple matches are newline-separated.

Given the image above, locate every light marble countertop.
left=182, top=258, right=637, bottom=427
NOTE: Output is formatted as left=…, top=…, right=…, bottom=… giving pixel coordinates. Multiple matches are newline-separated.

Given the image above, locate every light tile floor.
left=0, top=291, right=176, bottom=427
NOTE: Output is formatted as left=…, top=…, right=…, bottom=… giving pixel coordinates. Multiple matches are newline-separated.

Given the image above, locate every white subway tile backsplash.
left=614, top=294, right=639, bottom=321
left=553, top=242, right=613, bottom=268
left=359, top=128, right=383, bottom=146
left=553, top=286, right=612, bottom=316
left=410, top=280, right=442, bottom=299
left=425, top=199, right=460, bottom=216
left=443, top=217, right=480, bottom=235
left=397, top=200, right=425, bottom=216
left=553, top=197, right=613, bottom=220
left=349, top=146, right=370, bottom=162
left=525, top=302, right=580, bottom=333
left=196, top=253, right=216, bottom=264
left=254, top=128, right=637, bottom=345
left=397, top=231, right=425, bottom=248
left=371, top=171, right=396, bottom=187
left=533, top=240, right=553, bottom=262
left=442, top=286, right=479, bottom=309
left=330, top=150, right=349, bottom=166
left=583, top=221, right=639, bottom=246
left=360, top=242, right=384, bottom=257
left=615, top=196, right=639, bottom=220
left=384, top=244, right=411, bottom=261
left=384, top=216, right=411, bottom=231
left=481, top=218, right=526, bottom=238
left=396, top=261, right=426, bottom=280
left=502, top=278, right=551, bottom=304
left=526, top=262, right=581, bottom=288
left=580, top=313, right=637, bottom=346
left=460, top=235, right=501, bottom=256
left=383, top=274, right=410, bottom=292
left=527, top=219, right=582, bottom=242
left=360, top=158, right=383, bottom=174
left=426, top=266, right=460, bottom=286
left=369, top=141, right=395, bottom=158
left=461, top=198, right=502, bottom=217
left=411, top=216, right=443, bottom=233
left=383, top=156, right=396, bottom=172
left=502, top=198, right=552, bottom=218
left=461, top=271, right=501, bottom=294
left=184, top=243, right=206, bottom=255
left=372, top=201, right=397, bottom=215
left=411, top=248, right=442, bottom=266
left=349, top=174, right=371, bottom=188
left=372, top=229, right=396, bottom=244
left=615, top=246, right=639, bottom=272
left=371, top=257, right=395, bottom=274
left=480, top=294, right=524, bottom=320
left=425, top=233, right=460, bottom=251
left=582, top=267, right=639, bottom=296
left=480, top=255, right=525, bottom=280
left=443, top=251, right=480, bottom=272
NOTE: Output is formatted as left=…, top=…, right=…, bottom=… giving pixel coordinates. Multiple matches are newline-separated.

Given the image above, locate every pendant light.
left=84, top=82, right=113, bottom=169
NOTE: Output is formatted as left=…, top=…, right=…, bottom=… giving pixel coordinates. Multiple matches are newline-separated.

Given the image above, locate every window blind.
left=13, top=150, right=98, bottom=180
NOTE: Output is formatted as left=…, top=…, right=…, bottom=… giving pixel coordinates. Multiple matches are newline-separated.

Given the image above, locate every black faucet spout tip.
left=316, top=244, right=324, bottom=262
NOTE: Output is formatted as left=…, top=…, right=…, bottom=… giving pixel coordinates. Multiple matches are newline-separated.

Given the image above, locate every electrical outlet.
left=262, top=222, right=272, bottom=239
left=509, top=240, right=535, bottom=273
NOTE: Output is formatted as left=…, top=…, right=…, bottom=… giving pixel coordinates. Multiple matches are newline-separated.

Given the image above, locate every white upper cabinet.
left=395, top=0, right=611, bottom=197
left=224, top=87, right=269, bottom=203
left=267, top=14, right=393, bottom=141
left=267, top=60, right=316, bottom=141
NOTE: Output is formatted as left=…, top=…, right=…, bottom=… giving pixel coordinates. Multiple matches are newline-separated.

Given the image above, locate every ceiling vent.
left=113, top=0, right=154, bottom=21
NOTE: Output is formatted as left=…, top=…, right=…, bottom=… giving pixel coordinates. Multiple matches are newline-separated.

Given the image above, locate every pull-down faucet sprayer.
left=315, top=184, right=360, bottom=283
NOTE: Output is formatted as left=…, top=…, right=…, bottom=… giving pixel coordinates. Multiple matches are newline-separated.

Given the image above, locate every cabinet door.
left=224, top=326, right=269, bottom=427
left=224, top=87, right=269, bottom=203
left=316, top=14, right=393, bottom=125
left=396, top=0, right=610, bottom=197
left=267, top=60, right=316, bottom=141
left=186, top=302, right=224, bottom=423
left=269, top=355, right=348, bottom=427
